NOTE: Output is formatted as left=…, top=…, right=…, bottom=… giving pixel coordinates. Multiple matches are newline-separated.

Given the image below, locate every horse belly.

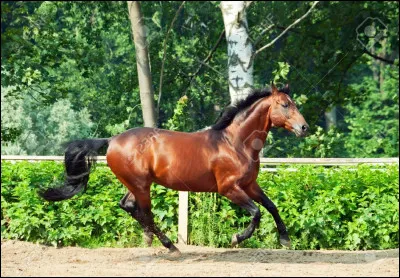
left=154, top=170, right=217, bottom=192
left=150, top=144, right=217, bottom=192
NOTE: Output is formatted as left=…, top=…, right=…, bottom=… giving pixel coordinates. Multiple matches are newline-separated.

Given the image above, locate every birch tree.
left=127, top=1, right=157, bottom=127
left=220, top=1, right=254, bottom=103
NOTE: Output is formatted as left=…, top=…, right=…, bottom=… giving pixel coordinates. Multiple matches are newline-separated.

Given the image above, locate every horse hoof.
left=280, top=236, right=291, bottom=248
left=231, top=234, right=239, bottom=247
left=169, top=247, right=182, bottom=257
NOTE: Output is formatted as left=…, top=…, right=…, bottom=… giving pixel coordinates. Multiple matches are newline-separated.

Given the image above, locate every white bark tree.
left=325, top=107, right=337, bottom=130
left=220, top=1, right=319, bottom=104
left=127, top=1, right=157, bottom=127
left=220, top=1, right=254, bottom=103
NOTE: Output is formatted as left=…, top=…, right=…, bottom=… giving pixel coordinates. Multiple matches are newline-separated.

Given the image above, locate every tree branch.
left=253, top=24, right=275, bottom=47
left=202, top=30, right=226, bottom=65
left=363, top=48, right=395, bottom=65
left=27, top=87, right=42, bottom=103
left=253, top=1, right=319, bottom=57
left=157, top=1, right=186, bottom=113
left=274, top=25, right=324, bottom=41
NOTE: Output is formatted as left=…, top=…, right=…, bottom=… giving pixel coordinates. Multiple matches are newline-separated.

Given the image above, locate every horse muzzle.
left=293, top=124, right=309, bottom=137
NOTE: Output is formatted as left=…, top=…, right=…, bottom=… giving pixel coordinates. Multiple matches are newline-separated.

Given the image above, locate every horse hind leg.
left=117, top=177, right=180, bottom=254
left=138, top=198, right=181, bottom=255
left=119, top=191, right=154, bottom=246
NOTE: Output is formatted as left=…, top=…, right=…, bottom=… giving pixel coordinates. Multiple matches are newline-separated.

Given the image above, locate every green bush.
left=1, top=161, right=178, bottom=247
left=1, top=161, right=398, bottom=250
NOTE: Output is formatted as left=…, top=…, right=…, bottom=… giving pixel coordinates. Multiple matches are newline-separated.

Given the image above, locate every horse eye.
left=281, top=103, right=289, bottom=108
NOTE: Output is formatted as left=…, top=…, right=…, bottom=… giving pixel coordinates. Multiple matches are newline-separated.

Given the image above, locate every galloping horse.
left=40, top=83, right=309, bottom=254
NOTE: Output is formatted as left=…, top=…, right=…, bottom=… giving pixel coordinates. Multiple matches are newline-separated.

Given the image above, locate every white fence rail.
left=1, top=155, right=398, bottom=244
left=1, top=155, right=398, bottom=165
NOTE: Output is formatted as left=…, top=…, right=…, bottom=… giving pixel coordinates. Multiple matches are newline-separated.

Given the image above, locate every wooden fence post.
left=178, top=191, right=188, bottom=244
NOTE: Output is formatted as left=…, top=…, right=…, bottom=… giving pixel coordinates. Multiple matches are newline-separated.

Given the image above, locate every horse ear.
left=271, top=82, right=279, bottom=94
left=284, top=83, right=290, bottom=94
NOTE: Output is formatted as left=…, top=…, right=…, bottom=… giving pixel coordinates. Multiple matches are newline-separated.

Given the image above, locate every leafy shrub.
left=265, top=126, right=347, bottom=158
left=1, top=161, right=177, bottom=247
left=1, top=161, right=398, bottom=250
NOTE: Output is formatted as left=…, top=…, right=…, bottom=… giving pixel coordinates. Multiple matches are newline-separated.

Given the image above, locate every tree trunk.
left=220, top=1, right=254, bottom=104
left=127, top=1, right=157, bottom=127
left=379, top=38, right=387, bottom=94
left=370, top=43, right=381, bottom=85
left=325, top=106, right=337, bottom=130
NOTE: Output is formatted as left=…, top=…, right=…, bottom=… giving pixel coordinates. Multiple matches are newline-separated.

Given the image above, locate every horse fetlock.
left=231, top=233, right=239, bottom=247
left=144, top=231, right=154, bottom=247
left=168, top=244, right=181, bottom=256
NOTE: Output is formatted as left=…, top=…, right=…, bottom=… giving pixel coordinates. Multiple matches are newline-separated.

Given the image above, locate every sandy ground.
left=1, top=240, right=399, bottom=277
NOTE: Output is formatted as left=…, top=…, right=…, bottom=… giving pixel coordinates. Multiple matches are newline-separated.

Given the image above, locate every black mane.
left=211, top=87, right=289, bottom=130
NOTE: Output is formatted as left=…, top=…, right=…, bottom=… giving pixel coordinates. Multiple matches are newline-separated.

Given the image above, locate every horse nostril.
left=302, top=125, right=308, bottom=132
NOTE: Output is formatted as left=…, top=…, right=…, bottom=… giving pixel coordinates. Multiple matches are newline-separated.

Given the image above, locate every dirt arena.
left=1, top=240, right=398, bottom=277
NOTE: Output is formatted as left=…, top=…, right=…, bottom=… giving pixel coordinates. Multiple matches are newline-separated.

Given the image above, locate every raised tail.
left=39, top=138, right=109, bottom=201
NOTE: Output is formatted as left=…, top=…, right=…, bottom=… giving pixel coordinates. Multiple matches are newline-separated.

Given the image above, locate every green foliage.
left=105, top=106, right=139, bottom=136
left=1, top=87, right=94, bottom=155
left=164, top=95, right=190, bottom=131
left=2, top=161, right=398, bottom=250
left=272, top=62, right=290, bottom=84
left=1, top=1, right=398, bottom=158
left=297, top=126, right=346, bottom=157
left=344, top=65, right=399, bottom=157
left=1, top=1, right=141, bottom=141
left=266, top=126, right=347, bottom=158
left=1, top=1, right=226, bottom=141
left=249, top=1, right=398, bottom=157
left=1, top=161, right=177, bottom=247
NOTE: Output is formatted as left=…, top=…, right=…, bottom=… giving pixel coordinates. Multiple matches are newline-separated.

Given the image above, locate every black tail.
left=39, top=138, right=109, bottom=201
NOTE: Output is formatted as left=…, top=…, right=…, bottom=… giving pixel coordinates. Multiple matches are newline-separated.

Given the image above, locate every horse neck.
left=225, top=98, right=272, bottom=149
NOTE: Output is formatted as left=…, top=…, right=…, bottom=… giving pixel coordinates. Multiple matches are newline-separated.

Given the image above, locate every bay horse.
left=39, top=83, right=309, bottom=254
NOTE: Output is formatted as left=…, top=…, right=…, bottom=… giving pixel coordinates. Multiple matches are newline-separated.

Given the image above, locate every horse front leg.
left=244, top=182, right=290, bottom=247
